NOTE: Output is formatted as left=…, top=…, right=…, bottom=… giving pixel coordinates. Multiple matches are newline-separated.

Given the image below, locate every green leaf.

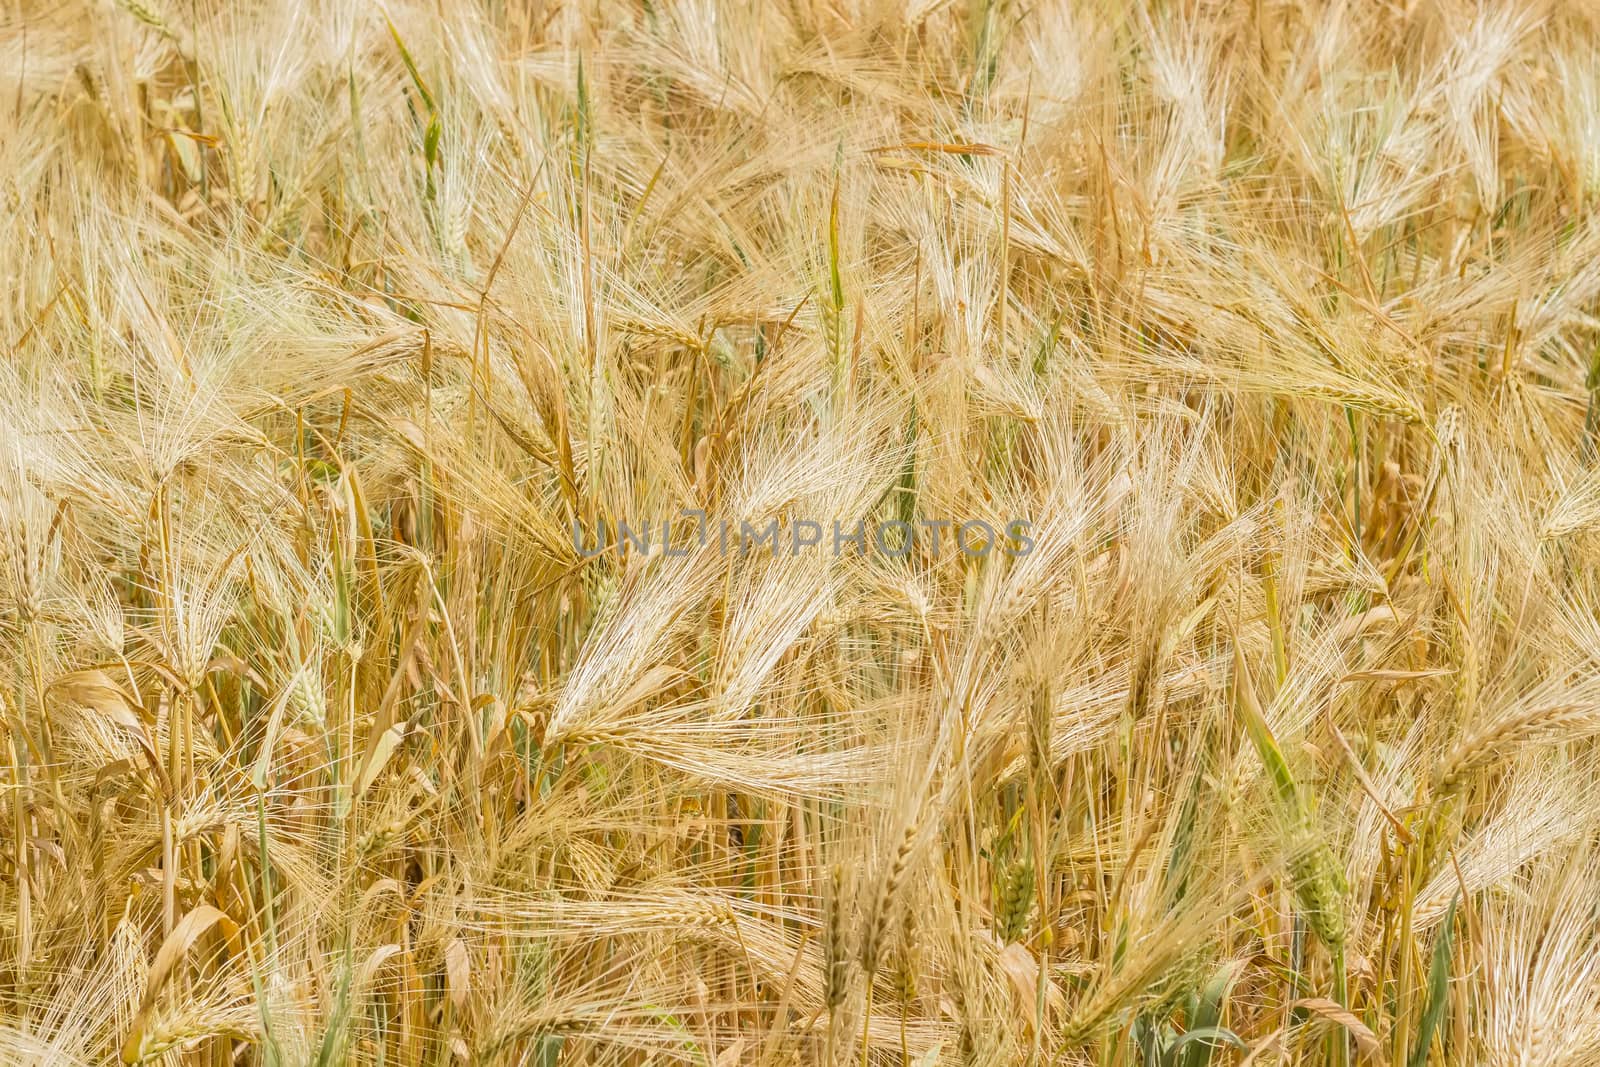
left=1231, top=641, right=1302, bottom=815
left=1169, top=1026, right=1249, bottom=1067
left=385, top=17, right=436, bottom=112
left=1408, top=896, right=1458, bottom=1067
left=827, top=178, right=844, bottom=316
left=1179, top=962, right=1246, bottom=1067
left=423, top=111, right=441, bottom=170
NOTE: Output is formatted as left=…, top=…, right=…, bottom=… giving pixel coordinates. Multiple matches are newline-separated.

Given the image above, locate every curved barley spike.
left=859, top=816, right=918, bottom=978
left=1433, top=702, right=1600, bottom=799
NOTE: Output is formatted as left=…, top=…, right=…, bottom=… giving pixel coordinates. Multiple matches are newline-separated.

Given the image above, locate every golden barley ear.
left=823, top=862, right=855, bottom=1012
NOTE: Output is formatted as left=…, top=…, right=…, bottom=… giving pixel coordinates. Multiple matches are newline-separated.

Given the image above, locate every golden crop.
left=2, top=1, right=1599, bottom=1064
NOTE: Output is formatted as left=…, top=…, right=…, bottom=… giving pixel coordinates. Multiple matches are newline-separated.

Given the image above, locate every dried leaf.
left=357, top=943, right=405, bottom=994
left=444, top=937, right=470, bottom=1012
left=122, top=906, right=240, bottom=1062
left=356, top=721, right=408, bottom=797
left=50, top=669, right=163, bottom=785
left=1293, top=997, right=1384, bottom=1062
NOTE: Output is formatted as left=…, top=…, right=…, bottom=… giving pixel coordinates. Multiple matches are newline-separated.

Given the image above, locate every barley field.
left=3, top=1, right=1600, bottom=1064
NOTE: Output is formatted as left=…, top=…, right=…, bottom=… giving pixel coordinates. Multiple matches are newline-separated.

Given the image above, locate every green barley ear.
left=116, top=0, right=169, bottom=34
left=997, top=857, right=1035, bottom=944
left=989, top=807, right=1034, bottom=944
left=1287, top=836, right=1348, bottom=954
left=1231, top=641, right=1346, bottom=953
